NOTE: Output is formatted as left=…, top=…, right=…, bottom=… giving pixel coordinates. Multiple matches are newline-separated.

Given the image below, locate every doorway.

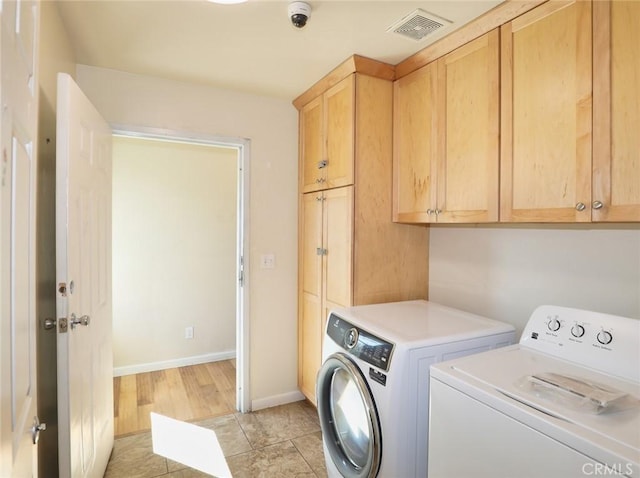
left=111, top=127, right=250, bottom=417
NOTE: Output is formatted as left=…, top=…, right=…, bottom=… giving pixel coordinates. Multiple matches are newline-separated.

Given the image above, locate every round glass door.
left=317, top=353, right=381, bottom=478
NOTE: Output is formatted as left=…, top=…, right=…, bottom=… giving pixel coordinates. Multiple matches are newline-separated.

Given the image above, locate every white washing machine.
left=316, top=300, right=516, bottom=478
left=429, top=305, right=640, bottom=478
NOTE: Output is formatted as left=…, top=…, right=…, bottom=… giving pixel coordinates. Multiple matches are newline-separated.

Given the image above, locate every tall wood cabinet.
left=296, top=66, right=429, bottom=405
left=393, top=30, right=500, bottom=223
left=500, top=0, right=640, bottom=222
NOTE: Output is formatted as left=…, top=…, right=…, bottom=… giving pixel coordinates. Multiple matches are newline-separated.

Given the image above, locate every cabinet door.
left=323, top=186, right=353, bottom=312
left=325, top=76, right=355, bottom=189
left=300, top=95, right=324, bottom=193
left=500, top=1, right=592, bottom=222
left=299, top=192, right=323, bottom=403
left=593, top=0, right=640, bottom=221
left=437, top=30, right=499, bottom=223
left=393, top=63, right=438, bottom=223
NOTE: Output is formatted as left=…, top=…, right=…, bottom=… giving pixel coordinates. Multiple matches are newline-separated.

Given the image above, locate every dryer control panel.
left=327, top=313, right=394, bottom=372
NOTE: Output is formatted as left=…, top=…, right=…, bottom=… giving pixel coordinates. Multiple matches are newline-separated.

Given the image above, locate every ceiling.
left=55, top=0, right=503, bottom=102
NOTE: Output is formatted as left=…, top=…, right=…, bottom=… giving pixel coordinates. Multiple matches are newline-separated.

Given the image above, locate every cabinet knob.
left=575, top=202, right=586, bottom=211
left=427, top=209, right=433, bottom=215
left=592, top=200, right=604, bottom=210
left=435, top=209, right=442, bottom=215
left=317, top=160, right=328, bottom=169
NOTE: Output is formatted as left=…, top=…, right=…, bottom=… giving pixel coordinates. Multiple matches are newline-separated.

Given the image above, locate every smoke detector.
left=387, top=8, right=452, bottom=42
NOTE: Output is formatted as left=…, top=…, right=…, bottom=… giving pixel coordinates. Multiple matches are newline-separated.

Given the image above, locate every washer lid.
left=330, top=300, right=515, bottom=347
left=433, top=346, right=640, bottom=469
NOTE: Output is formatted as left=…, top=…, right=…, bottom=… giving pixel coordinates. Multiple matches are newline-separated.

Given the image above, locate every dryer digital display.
left=327, top=313, right=394, bottom=371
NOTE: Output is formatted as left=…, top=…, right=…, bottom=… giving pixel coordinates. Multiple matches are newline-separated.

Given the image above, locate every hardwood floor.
left=113, top=359, right=236, bottom=437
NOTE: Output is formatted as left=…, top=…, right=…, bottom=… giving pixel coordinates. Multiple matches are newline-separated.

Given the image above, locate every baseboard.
left=113, top=350, right=236, bottom=377
left=251, top=390, right=306, bottom=411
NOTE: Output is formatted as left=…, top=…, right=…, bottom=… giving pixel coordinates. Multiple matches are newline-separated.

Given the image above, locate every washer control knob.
left=548, top=318, right=561, bottom=332
left=597, top=330, right=613, bottom=345
left=571, top=324, right=585, bottom=338
left=345, top=328, right=359, bottom=349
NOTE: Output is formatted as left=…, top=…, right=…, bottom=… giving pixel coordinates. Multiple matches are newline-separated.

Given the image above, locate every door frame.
left=111, top=124, right=251, bottom=413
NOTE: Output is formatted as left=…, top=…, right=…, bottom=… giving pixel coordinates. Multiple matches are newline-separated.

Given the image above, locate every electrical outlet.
left=185, top=326, right=194, bottom=339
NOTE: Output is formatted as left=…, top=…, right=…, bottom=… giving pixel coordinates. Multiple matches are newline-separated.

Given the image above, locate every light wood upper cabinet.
left=300, top=75, right=354, bottom=193
left=393, top=30, right=499, bottom=223
left=300, top=96, right=323, bottom=193
left=500, top=1, right=593, bottom=222
left=592, top=0, right=640, bottom=222
left=501, top=0, right=639, bottom=222
left=393, top=63, right=437, bottom=223
left=438, top=30, right=499, bottom=223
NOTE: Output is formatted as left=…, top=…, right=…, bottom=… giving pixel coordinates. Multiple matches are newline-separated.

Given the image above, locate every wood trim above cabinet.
left=292, top=55, right=395, bottom=110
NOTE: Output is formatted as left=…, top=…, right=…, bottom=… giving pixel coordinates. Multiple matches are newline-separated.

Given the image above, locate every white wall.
left=111, top=136, right=237, bottom=374
left=428, top=225, right=640, bottom=336
left=76, top=65, right=299, bottom=405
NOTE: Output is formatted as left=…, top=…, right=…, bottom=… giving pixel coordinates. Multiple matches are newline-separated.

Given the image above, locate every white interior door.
left=56, top=73, right=113, bottom=478
left=0, top=1, right=40, bottom=477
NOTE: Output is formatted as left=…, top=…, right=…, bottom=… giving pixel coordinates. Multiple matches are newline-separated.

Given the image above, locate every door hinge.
left=239, top=255, right=244, bottom=287
left=58, top=318, right=68, bottom=333
left=58, top=282, right=67, bottom=297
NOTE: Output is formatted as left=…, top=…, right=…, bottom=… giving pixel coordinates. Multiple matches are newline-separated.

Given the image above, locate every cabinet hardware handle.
left=315, top=178, right=326, bottom=184
left=575, top=202, right=586, bottom=211
left=316, top=196, right=322, bottom=201
left=592, top=201, right=604, bottom=210
left=317, top=160, right=328, bottom=169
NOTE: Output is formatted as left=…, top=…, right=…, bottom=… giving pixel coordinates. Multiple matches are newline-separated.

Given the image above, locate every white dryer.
left=316, top=300, right=516, bottom=478
left=429, top=305, right=640, bottom=478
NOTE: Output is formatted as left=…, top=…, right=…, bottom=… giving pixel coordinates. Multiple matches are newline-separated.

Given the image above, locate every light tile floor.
left=104, top=400, right=327, bottom=478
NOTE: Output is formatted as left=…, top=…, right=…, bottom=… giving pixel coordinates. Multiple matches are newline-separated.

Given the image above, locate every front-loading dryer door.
left=317, top=352, right=382, bottom=478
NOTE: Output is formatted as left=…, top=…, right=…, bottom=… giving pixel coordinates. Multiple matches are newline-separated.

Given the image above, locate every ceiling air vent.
left=387, top=8, right=452, bottom=42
